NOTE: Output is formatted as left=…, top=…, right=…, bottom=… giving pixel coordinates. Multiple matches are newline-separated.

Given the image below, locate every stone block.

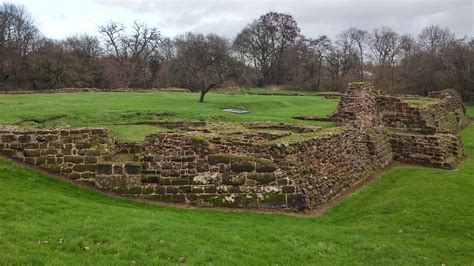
left=287, top=194, right=307, bottom=210
left=247, top=173, right=276, bottom=184
left=208, top=154, right=231, bottom=165
left=241, top=194, right=258, bottom=208
left=64, top=155, right=84, bottom=164
left=151, top=194, right=185, bottom=203
left=81, top=172, right=95, bottom=179
left=178, top=185, right=192, bottom=193
left=96, top=163, right=113, bottom=175
left=192, top=186, right=205, bottom=193
left=169, top=169, right=180, bottom=177
left=73, top=164, right=96, bottom=173
left=84, top=156, right=98, bottom=164
left=67, top=173, right=81, bottom=180
left=2, top=135, right=17, bottom=142
left=256, top=161, right=278, bottom=172
left=154, top=186, right=166, bottom=194
left=124, top=162, right=142, bottom=174
left=166, top=186, right=178, bottom=194
left=196, top=194, right=241, bottom=208
left=23, top=143, right=39, bottom=149
left=222, top=173, right=246, bottom=185
left=143, top=175, right=159, bottom=183
left=127, top=186, right=142, bottom=194
left=40, top=163, right=61, bottom=173
left=171, top=178, right=189, bottom=185
left=182, top=155, right=196, bottom=162
left=196, top=162, right=209, bottom=172
left=282, top=185, right=296, bottom=193
left=113, top=165, right=123, bottom=174
left=231, top=160, right=255, bottom=173
left=143, top=155, right=154, bottom=162
left=24, top=149, right=40, bottom=157
left=18, top=135, right=32, bottom=142
left=204, top=185, right=217, bottom=193
left=186, top=193, right=198, bottom=202
left=258, top=193, right=286, bottom=209
left=143, top=186, right=154, bottom=194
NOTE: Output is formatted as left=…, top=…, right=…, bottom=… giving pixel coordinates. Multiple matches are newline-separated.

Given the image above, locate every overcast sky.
left=9, top=0, right=474, bottom=40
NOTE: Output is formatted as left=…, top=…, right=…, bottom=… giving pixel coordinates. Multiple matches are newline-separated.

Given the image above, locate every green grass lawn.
left=0, top=91, right=337, bottom=141
left=0, top=102, right=473, bottom=264
left=467, top=104, right=474, bottom=117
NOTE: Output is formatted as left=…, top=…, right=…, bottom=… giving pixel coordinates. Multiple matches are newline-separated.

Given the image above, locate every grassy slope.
left=0, top=92, right=337, bottom=141
left=0, top=108, right=473, bottom=264
left=467, top=105, right=474, bottom=117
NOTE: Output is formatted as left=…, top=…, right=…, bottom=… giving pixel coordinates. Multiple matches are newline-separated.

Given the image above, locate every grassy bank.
left=0, top=110, right=472, bottom=264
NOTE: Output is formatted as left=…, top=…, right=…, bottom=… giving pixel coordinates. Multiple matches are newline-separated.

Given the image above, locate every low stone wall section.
left=376, top=89, right=469, bottom=134
left=389, top=132, right=464, bottom=169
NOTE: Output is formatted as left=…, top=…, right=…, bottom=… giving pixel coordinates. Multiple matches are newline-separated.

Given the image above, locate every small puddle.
left=222, top=108, right=250, bottom=114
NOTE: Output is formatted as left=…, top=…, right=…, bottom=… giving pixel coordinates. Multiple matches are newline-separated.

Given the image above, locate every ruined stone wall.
left=0, top=128, right=307, bottom=210
left=389, top=132, right=464, bottom=169
left=0, top=83, right=469, bottom=211
left=376, top=89, right=469, bottom=134
left=0, top=125, right=388, bottom=210
left=267, top=129, right=374, bottom=207
left=0, top=128, right=115, bottom=182
left=333, top=83, right=467, bottom=170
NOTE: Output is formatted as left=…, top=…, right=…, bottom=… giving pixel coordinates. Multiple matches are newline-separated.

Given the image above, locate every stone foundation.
left=0, top=82, right=469, bottom=211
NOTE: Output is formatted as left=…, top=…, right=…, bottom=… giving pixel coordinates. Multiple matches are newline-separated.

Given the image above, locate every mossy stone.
left=247, top=173, right=275, bottom=184
left=96, top=163, right=113, bottom=175
left=231, top=160, right=255, bottom=172
left=208, top=154, right=231, bottom=165
left=124, top=162, right=142, bottom=174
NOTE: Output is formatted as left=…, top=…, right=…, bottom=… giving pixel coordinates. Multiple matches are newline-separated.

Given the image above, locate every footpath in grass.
left=0, top=122, right=473, bottom=263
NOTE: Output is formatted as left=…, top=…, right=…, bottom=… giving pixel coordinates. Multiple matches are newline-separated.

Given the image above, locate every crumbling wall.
left=0, top=128, right=115, bottom=182
left=0, top=82, right=469, bottom=211
left=376, top=89, right=469, bottom=134
left=389, top=132, right=464, bottom=169
left=268, top=129, right=374, bottom=207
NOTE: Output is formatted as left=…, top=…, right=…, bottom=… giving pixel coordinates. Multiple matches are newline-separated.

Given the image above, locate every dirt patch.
left=117, top=111, right=175, bottom=119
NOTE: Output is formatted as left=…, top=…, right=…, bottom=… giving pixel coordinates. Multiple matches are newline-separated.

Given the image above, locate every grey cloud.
left=92, top=0, right=473, bottom=38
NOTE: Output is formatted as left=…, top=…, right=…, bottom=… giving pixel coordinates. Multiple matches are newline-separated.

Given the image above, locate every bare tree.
left=307, top=35, right=330, bottom=90
left=369, top=27, right=400, bottom=89
left=399, top=34, right=417, bottom=58
left=342, top=27, right=369, bottom=79
left=234, top=12, right=300, bottom=85
left=0, top=3, right=39, bottom=87
left=418, top=25, right=455, bottom=55
left=99, top=21, right=161, bottom=88
left=234, top=20, right=273, bottom=86
left=325, top=39, right=358, bottom=90
left=174, top=33, right=235, bottom=102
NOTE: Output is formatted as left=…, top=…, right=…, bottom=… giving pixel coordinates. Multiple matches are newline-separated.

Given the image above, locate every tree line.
left=1, top=3, right=472, bottom=101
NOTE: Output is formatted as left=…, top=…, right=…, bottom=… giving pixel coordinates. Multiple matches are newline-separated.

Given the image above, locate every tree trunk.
left=199, top=89, right=206, bottom=103
left=359, top=45, right=365, bottom=80
left=317, top=58, right=322, bottom=90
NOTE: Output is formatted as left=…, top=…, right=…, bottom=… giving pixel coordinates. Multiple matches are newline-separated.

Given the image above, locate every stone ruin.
left=0, top=82, right=469, bottom=211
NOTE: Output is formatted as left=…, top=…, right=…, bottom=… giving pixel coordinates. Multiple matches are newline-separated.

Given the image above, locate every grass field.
left=0, top=90, right=472, bottom=264
left=0, top=91, right=337, bottom=141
